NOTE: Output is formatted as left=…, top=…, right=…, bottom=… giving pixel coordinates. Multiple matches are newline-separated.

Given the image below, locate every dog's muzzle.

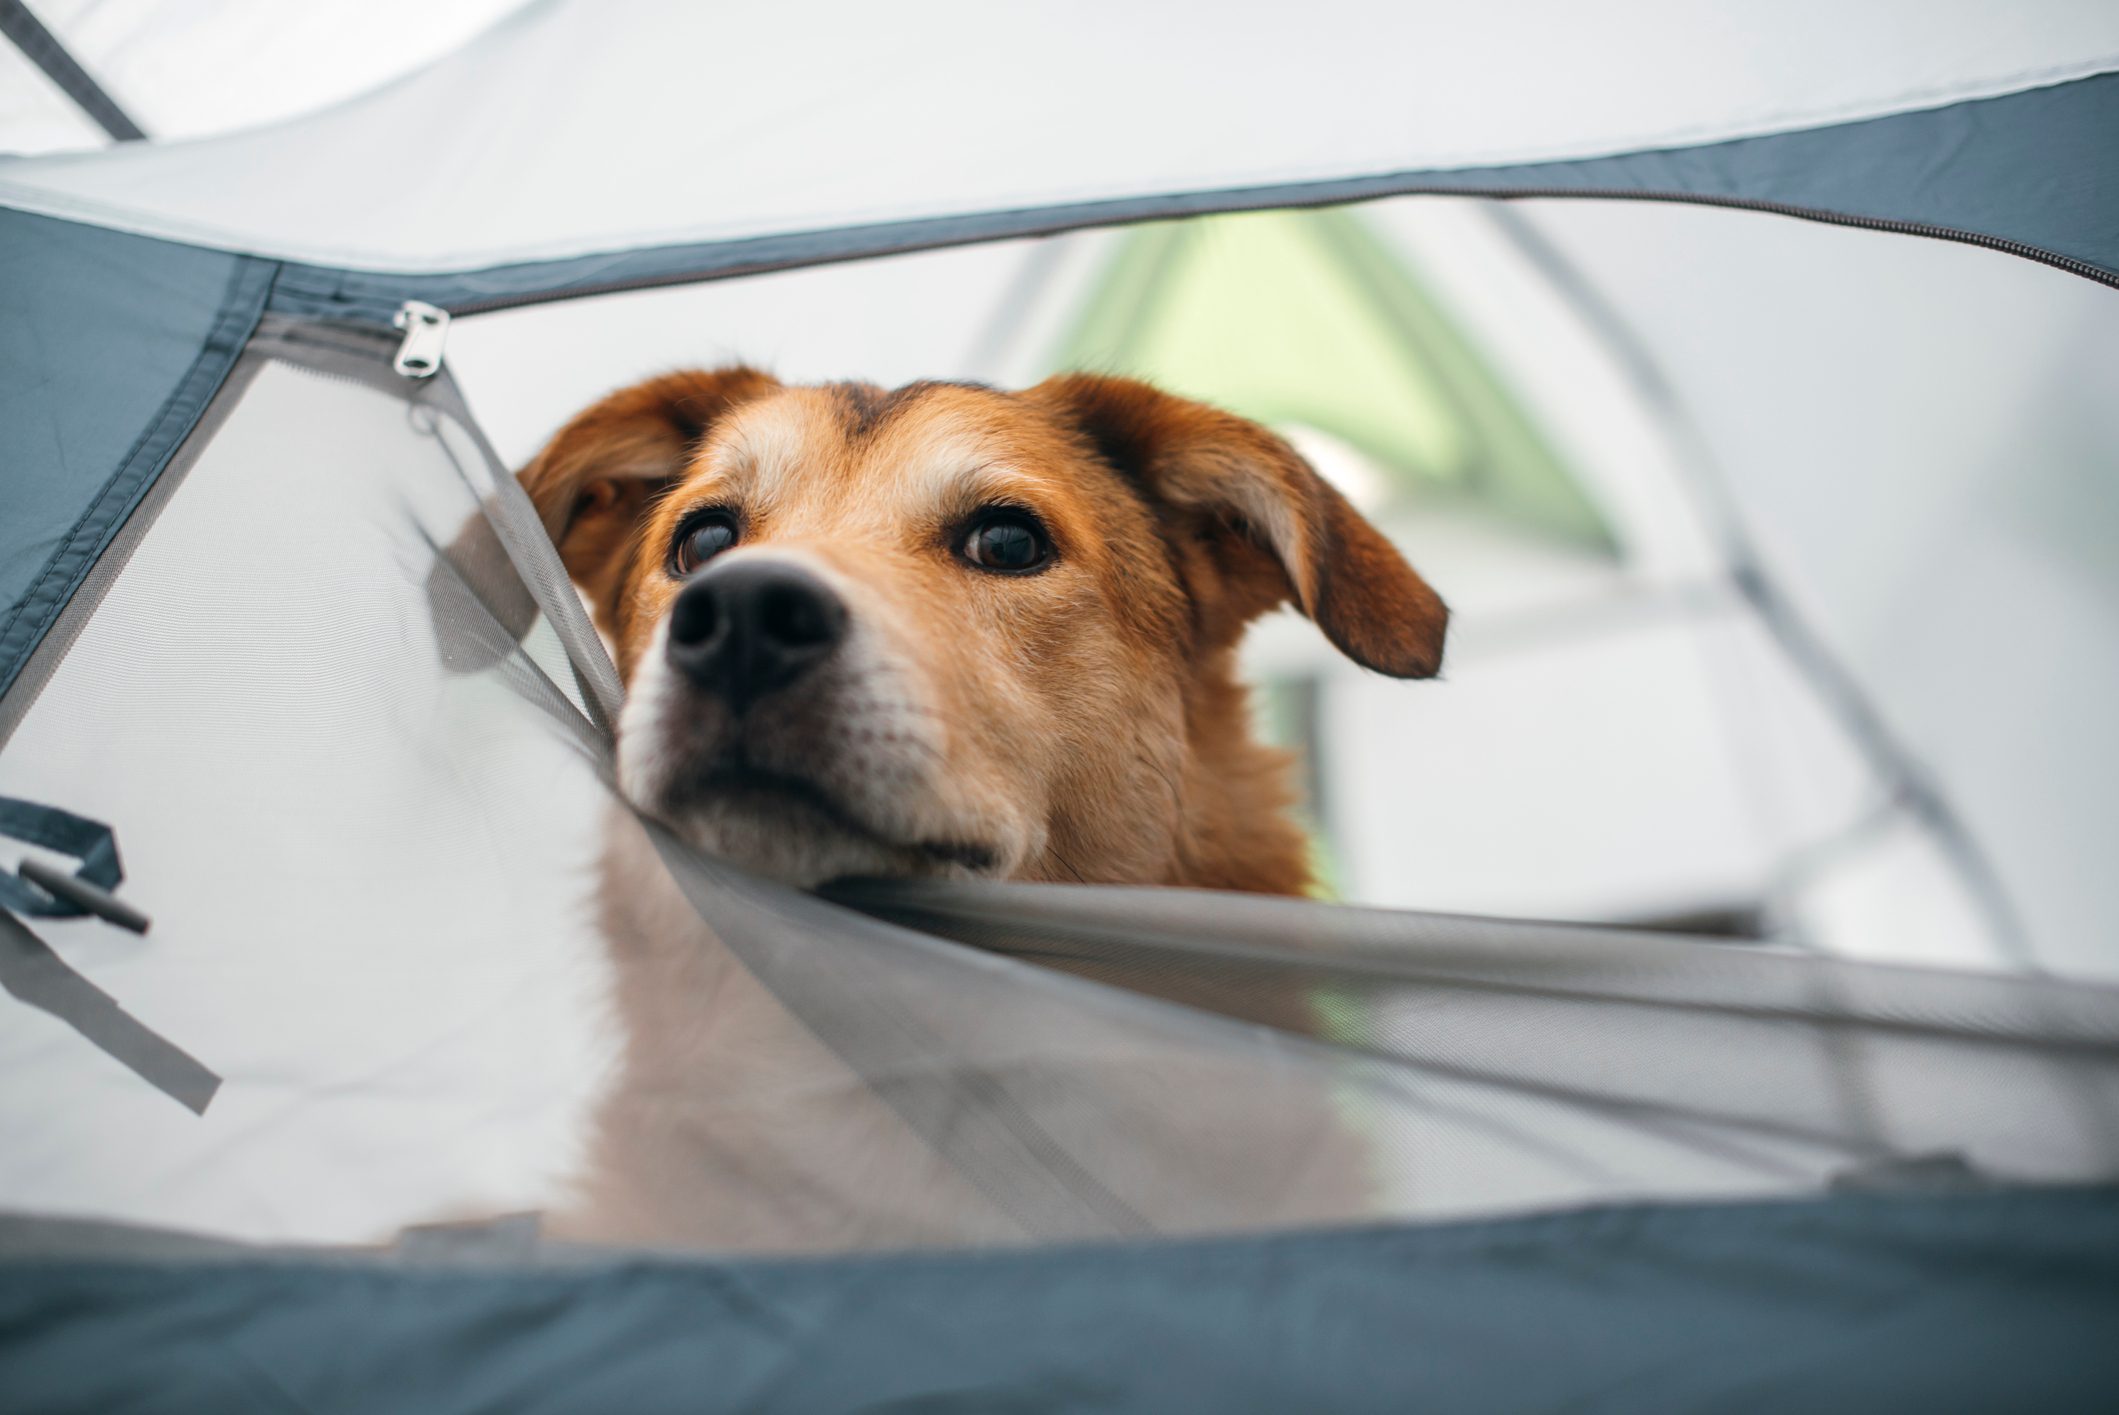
left=666, top=559, right=848, bottom=713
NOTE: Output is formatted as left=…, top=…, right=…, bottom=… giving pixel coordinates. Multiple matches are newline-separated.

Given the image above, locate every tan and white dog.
left=517, top=368, right=1447, bottom=1249
left=521, top=368, right=1447, bottom=897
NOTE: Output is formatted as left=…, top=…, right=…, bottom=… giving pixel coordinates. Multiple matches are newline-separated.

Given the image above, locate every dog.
left=515, top=368, right=1448, bottom=1250
left=519, top=367, right=1447, bottom=896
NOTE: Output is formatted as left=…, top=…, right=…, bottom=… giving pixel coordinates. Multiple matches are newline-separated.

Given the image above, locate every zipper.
left=247, top=316, right=437, bottom=398
left=278, top=183, right=2116, bottom=338
left=239, top=315, right=629, bottom=733
left=391, top=300, right=450, bottom=377
left=423, top=186, right=2119, bottom=322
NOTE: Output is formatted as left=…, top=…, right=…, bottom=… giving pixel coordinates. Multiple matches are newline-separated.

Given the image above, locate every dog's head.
left=521, top=368, right=1446, bottom=889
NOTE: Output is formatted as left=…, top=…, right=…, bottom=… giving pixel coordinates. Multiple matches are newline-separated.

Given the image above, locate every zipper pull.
left=392, top=300, right=450, bottom=379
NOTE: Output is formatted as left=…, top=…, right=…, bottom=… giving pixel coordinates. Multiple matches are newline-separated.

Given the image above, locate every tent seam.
left=0, top=255, right=275, bottom=704
left=2, top=66, right=2114, bottom=279
left=243, top=69, right=2119, bottom=328
left=1, top=1185, right=2113, bottom=1282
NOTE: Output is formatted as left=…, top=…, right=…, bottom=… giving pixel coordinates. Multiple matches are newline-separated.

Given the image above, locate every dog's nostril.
left=759, top=583, right=836, bottom=647
left=669, top=584, right=719, bottom=647
left=667, top=561, right=845, bottom=701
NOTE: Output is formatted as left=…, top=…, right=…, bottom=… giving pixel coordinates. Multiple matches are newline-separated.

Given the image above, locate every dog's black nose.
left=666, top=559, right=847, bottom=708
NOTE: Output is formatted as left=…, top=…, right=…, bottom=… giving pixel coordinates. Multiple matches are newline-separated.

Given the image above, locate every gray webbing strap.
left=0, top=909, right=219, bottom=1114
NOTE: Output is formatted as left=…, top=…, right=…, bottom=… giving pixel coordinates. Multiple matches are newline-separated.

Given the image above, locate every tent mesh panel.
left=1, top=326, right=2116, bottom=1256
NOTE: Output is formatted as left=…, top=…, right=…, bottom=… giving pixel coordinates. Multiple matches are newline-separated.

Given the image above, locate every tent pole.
left=0, top=0, right=146, bottom=143
left=1478, top=203, right=2037, bottom=972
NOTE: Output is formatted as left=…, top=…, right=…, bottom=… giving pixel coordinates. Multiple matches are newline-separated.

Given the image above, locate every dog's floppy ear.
left=1034, top=374, right=1447, bottom=678
left=518, top=367, right=779, bottom=616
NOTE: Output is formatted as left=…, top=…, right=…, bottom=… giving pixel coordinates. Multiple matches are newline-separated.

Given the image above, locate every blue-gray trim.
left=0, top=794, right=120, bottom=919
left=267, top=69, right=2119, bottom=329
left=3, top=1187, right=2116, bottom=1412
left=0, top=209, right=272, bottom=705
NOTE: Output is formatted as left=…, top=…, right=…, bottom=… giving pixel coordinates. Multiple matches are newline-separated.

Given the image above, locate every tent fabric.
left=251, top=67, right=2119, bottom=331
left=5, top=1188, right=2118, bottom=1412
left=0, top=0, right=534, bottom=151
left=1, top=0, right=2115, bottom=279
left=0, top=206, right=271, bottom=708
left=4, top=4, right=2119, bottom=1397
left=4, top=320, right=2117, bottom=1256
left=0, top=795, right=123, bottom=920
left=0, top=23, right=107, bottom=154
left=1521, top=198, right=2119, bottom=976
left=0, top=326, right=621, bottom=1245
left=0, top=0, right=147, bottom=142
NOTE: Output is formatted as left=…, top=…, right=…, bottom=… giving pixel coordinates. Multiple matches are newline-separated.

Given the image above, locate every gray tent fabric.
left=0, top=206, right=271, bottom=705
left=3, top=1187, right=2117, bottom=1413
left=260, top=69, right=2119, bottom=332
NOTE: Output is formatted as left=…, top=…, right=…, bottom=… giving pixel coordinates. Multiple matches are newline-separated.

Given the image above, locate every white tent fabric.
left=2, top=0, right=2116, bottom=269
left=1536, top=200, right=2119, bottom=977
left=0, top=0, right=530, bottom=152
left=0, top=25, right=103, bottom=153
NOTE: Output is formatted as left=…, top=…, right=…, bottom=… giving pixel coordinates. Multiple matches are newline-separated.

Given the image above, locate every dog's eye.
left=960, top=511, right=1051, bottom=574
left=670, top=511, right=740, bottom=576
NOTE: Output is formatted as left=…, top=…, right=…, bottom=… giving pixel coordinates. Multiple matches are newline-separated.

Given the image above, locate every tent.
left=4, top=1, right=2119, bottom=1406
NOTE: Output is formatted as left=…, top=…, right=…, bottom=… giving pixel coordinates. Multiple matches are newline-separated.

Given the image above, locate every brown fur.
left=520, top=366, right=1446, bottom=895
left=517, top=368, right=1447, bottom=1250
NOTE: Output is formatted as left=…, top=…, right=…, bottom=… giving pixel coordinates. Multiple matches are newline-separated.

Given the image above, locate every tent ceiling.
left=0, top=0, right=2113, bottom=272
left=0, top=0, right=528, bottom=152
left=0, top=23, right=104, bottom=153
